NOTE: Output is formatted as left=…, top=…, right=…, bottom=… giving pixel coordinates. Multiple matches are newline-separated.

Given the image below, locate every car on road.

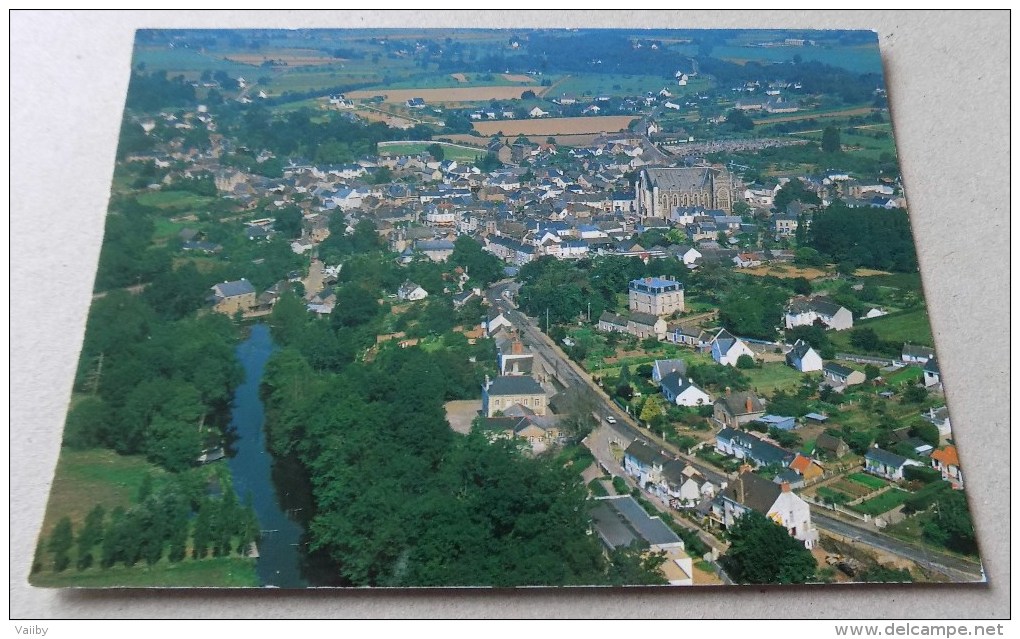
left=605, top=415, right=617, bottom=424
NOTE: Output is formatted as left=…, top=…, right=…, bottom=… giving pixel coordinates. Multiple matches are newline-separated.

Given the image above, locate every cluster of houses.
left=475, top=310, right=562, bottom=451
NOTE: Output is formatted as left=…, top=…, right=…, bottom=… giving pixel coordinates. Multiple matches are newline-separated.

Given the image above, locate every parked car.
left=605, top=415, right=617, bottom=424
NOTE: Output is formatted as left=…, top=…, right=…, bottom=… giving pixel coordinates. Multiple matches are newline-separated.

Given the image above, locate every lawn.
left=856, top=309, right=934, bottom=347
left=136, top=190, right=216, bottom=212
left=851, top=488, right=908, bottom=516
left=39, top=447, right=166, bottom=537
left=885, top=366, right=924, bottom=386
left=848, top=472, right=887, bottom=490
left=743, top=362, right=807, bottom=395
left=30, top=556, right=258, bottom=588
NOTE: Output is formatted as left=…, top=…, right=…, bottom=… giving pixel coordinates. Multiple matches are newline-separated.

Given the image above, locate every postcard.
left=29, top=27, right=984, bottom=589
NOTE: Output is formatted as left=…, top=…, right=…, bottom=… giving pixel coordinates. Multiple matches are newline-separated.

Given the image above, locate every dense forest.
left=65, top=291, right=242, bottom=472
left=260, top=301, right=663, bottom=586
left=808, top=202, right=918, bottom=272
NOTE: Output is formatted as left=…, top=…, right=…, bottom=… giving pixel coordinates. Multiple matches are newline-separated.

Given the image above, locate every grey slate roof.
left=720, top=471, right=783, bottom=515
left=824, top=362, right=856, bottom=378
left=660, top=371, right=702, bottom=399
left=624, top=439, right=668, bottom=468
left=716, top=391, right=765, bottom=417
left=629, top=312, right=661, bottom=327
left=213, top=279, right=256, bottom=298
left=590, top=496, right=682, bottom=550
left=653, top=359, right=687, bottom=380
left=486, top=375, right=544, bottom=396
left=923, top=356, right=940, bottom=374
left=787, top=339, right=815, bottom=361
left=865, top=447, right=912, bottom=469
left=643, top=166, right=717, bottom=191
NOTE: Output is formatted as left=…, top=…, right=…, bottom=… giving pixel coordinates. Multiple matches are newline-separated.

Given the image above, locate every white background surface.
left=9, top=10, right=1011, bottom=619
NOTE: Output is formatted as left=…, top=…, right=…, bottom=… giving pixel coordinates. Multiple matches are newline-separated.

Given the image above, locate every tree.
left=736, top=354, right=756, bottom=369
left=639, top=395, right=665, bottom=425
left=332, top=283, right=382, bottom=329
left=720, top=511, right=816, bottom=584
left=864, top=364, right=882, bottom=380
left=849, top=328, right=881, bottom=352
left=923, top=490, right=978, bottom=556
left=821, top=125, right=841, bottom=153
left=372, top=166, right=393, bottom=184
left=273, top=206, right=304, bottom=239
left=426, top=143, right=445, bottom=161
left=903, top=384, right=928, bottom=404
left=725, top=109, right=754, bottom=131
left=48, top=517, right=74, bottom=572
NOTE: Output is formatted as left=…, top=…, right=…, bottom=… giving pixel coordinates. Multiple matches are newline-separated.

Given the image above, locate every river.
left=225, top=323, right=309, bottom=588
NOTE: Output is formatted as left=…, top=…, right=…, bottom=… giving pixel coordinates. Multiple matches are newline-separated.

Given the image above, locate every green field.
left=743, top=362, right=808, bottom=395
left=885, top=366, right=924, bottom=386
left=39, top=447, right=166, bottom=537
left=378, top=141, right=484, bottom=162
left=857, top=309, right=934, bottom=347
left=848, top=472, right=887, bottom=490
left=793, top=124, right=897, bottom=159
left=30, top=556, right=258, bottom=588
left=852, top=488, right=908, bottom=516
left=136, top=190, right=216, bottom=212
left=550, top=73, right=710, bottom=99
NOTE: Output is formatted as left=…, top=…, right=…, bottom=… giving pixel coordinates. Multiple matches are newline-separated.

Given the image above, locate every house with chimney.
left=629, top=276, right=685, bottom=316
left=712, top=470, right=818, bottom=549
left=659, top=372, right=711, bottom=407
left=786, top=339, right=823, bottom=372
left=715, top=427, right=796, bottom=469
left=496, top=335, right=535, bottom=376
left=713, top=390, right=766, bottom=428
left=481, top=375, right=547, bottom=418
left=930, top=445, right=964, bottom=490
left=623, top=439, right=668, bottom=488
left=209, top=279, right=256, bottom=315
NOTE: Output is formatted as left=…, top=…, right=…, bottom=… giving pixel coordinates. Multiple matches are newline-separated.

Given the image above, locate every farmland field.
left=346, top=86, right=545, bottom=104
left=856, top=309, right=934, bottom=347
left=742, top=264, right=831, bottom=280
left=378, top=141, right=484, bottom=162
left=753, top=106, right=876, bottom=125
left=223, top=49, right=339, bottom=67
left=849, top=472, right=888, bottom=490
left=473, top=115, right=638, bottom=137
left=852, top=489, right=909, bottom=516
left=502, top=73, right=536, bottom=83
left=136, top=190, right=216, bottom=211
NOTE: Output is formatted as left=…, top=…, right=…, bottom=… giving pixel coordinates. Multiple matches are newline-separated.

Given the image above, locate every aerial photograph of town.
left=29, top=27, right=984, bottom=589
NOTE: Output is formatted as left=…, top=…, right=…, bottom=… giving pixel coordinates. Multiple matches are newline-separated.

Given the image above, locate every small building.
left=902, top=343, right=935, bottom=364
left=931, top=445, right=964, bottom=490
left=758, top=414, right=796, bottom=431
left=786, top=339, right=823, bottom=372
left=397, top=280, right=428, bottom=301
left=923, top=356, right=942, bottom=389
left=715, top=427, right=795, bottom=469
left=209, top=279, right=256, bottom=315
left=864, top=446, right=923, bottom=481
left=814, top=432, right=849, bottom=459
left=713, top=391, right=766, bottom=428
left=710, top=329, right=755, bottom=367
left=660, top=372, right=711, bottom=407
left=823, top=362, right=866, bottom=389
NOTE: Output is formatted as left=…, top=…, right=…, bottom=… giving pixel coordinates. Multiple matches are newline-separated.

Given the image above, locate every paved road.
left=486, top=281, right=985, bottom=582
left=813, top=511, right=983, bottom=582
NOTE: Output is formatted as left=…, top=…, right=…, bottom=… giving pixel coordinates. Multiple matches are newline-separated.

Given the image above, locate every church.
left=635, top=166, right=742, bottom=217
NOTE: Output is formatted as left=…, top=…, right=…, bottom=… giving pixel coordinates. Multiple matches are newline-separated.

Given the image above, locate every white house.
left=786, top=339, right=823, bottom=372
left=784, top=295, right=853, bottom=331
left=923, top=356, right=942, bottom=389
left=713, top=471, right=818, bottom=549
left=710, top=329, right=755, bottom=367
left=659, top=372, right=711, bottom=407
left=657, top=459, right=714, bottom=509
left=529, top=107, right=549, bottom=118
left=397, top=280, right=428, bottom=301
left=865, top=447, right=923, bottom=481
